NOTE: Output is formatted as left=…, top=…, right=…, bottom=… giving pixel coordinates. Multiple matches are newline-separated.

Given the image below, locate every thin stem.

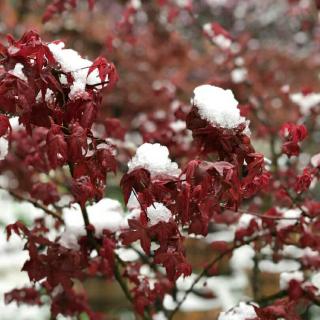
left=169, top=233, right=266, bottom=319
left=66, top=164, right=153, bottom=319
left=237, top=209, right=302, bottom=221
left=114, top=255, right=133, bottom=303
left=270, top=134, right=279, bottom=173
left=0, top=186, right=64, bottom=223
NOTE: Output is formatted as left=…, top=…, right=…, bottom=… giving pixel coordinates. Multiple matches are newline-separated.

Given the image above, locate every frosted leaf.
left=146, top=202, right=172, bottom=226
left=218, top=302, right=257, bottom=320
left=8, top=63, right=27, bottom=82
left=128, top=143, right=181, bottom=177
left=191, top=85, right=249, bottom=132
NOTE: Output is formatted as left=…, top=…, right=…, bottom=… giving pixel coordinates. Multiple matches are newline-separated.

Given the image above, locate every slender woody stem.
left=169, top=233, right=267, bottom=319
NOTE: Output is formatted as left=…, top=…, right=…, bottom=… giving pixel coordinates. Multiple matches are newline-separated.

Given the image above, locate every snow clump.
left=146, top=202, right=172, bottom=226
left=128, top=143, right=181, bottom=177
left=192, top=84, right=249, bottom=132
left=48, top=42, right=107, bottom=99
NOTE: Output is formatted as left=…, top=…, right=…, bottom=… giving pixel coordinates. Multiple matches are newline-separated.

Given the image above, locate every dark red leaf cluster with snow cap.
left=0, top=30, right=118, bottom=205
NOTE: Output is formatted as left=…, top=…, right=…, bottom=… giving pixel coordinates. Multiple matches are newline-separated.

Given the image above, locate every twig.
left=169, top=233, right=266, bottom=319
left=0, top=186, right=64, bottom=223
left=66, top=163, right=152, bottom=320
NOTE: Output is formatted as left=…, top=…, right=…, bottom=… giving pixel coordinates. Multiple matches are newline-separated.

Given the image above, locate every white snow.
left=127, top=191, right=141, bottom=210
left=192, top=85, right=249, bottom=131
left=59, top=198, right=124, bottom=249
left=237, top=213, right=261, bottom=230
left=115, top=248, right=139, bottom=262
left=259, top=259, right=300, bottom=273
left=311, top=153, right=320, bottom=167
left=290, top=92, right=320, bottom=114
left=231, top=68, right=248, bottom=83
left=281, top=245, right=317, bottom=259
left=205, top=0, right=228, bottom=6
left=169, top=120, right=186, bottom=132
left=0, top=137, right=8, bottom=160
left=120, top=209, right=141, bottom=229
left=311, top=273, right=320, bottom=294
left=146, top=202, right=172, bottom=226
left=128, top=143, right=181, bottom=177
left=36, top=89, right=55, bottom=104
left=131, top=0, right=142, bottom=9
left=203, top=24, right=232, bottom=50
left=153, top=312, right=168, bottom=320
left=9, top=117, right=24, bottom=131
left=218, top=302, right=257, bottom=320
left=48, top=42, right=107, bottom=99
left=230, top=245, right=255, bottom=270
left=279, top=271, right=304, bottom=290
left=277, top=208, right=301, bottom=230
left=174, top=0, right=190, bottom=7
left=8, top=63, right=27, bottom=82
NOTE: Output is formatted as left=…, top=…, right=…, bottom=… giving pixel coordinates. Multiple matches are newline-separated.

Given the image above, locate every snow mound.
left=48, top=42, right=107, bottom=99
left=128, top=143, right=181, bottom=177
left=191, top=85, right=249, bottom=132
left=146, top=202, right=172, bottom=226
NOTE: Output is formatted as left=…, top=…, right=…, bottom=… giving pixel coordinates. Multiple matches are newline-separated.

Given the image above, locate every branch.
left=237, top=208, right=302, bottom=221
left=169, top=233, right=266, bottom=319
left=0, top=186, right=64, bottom=223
